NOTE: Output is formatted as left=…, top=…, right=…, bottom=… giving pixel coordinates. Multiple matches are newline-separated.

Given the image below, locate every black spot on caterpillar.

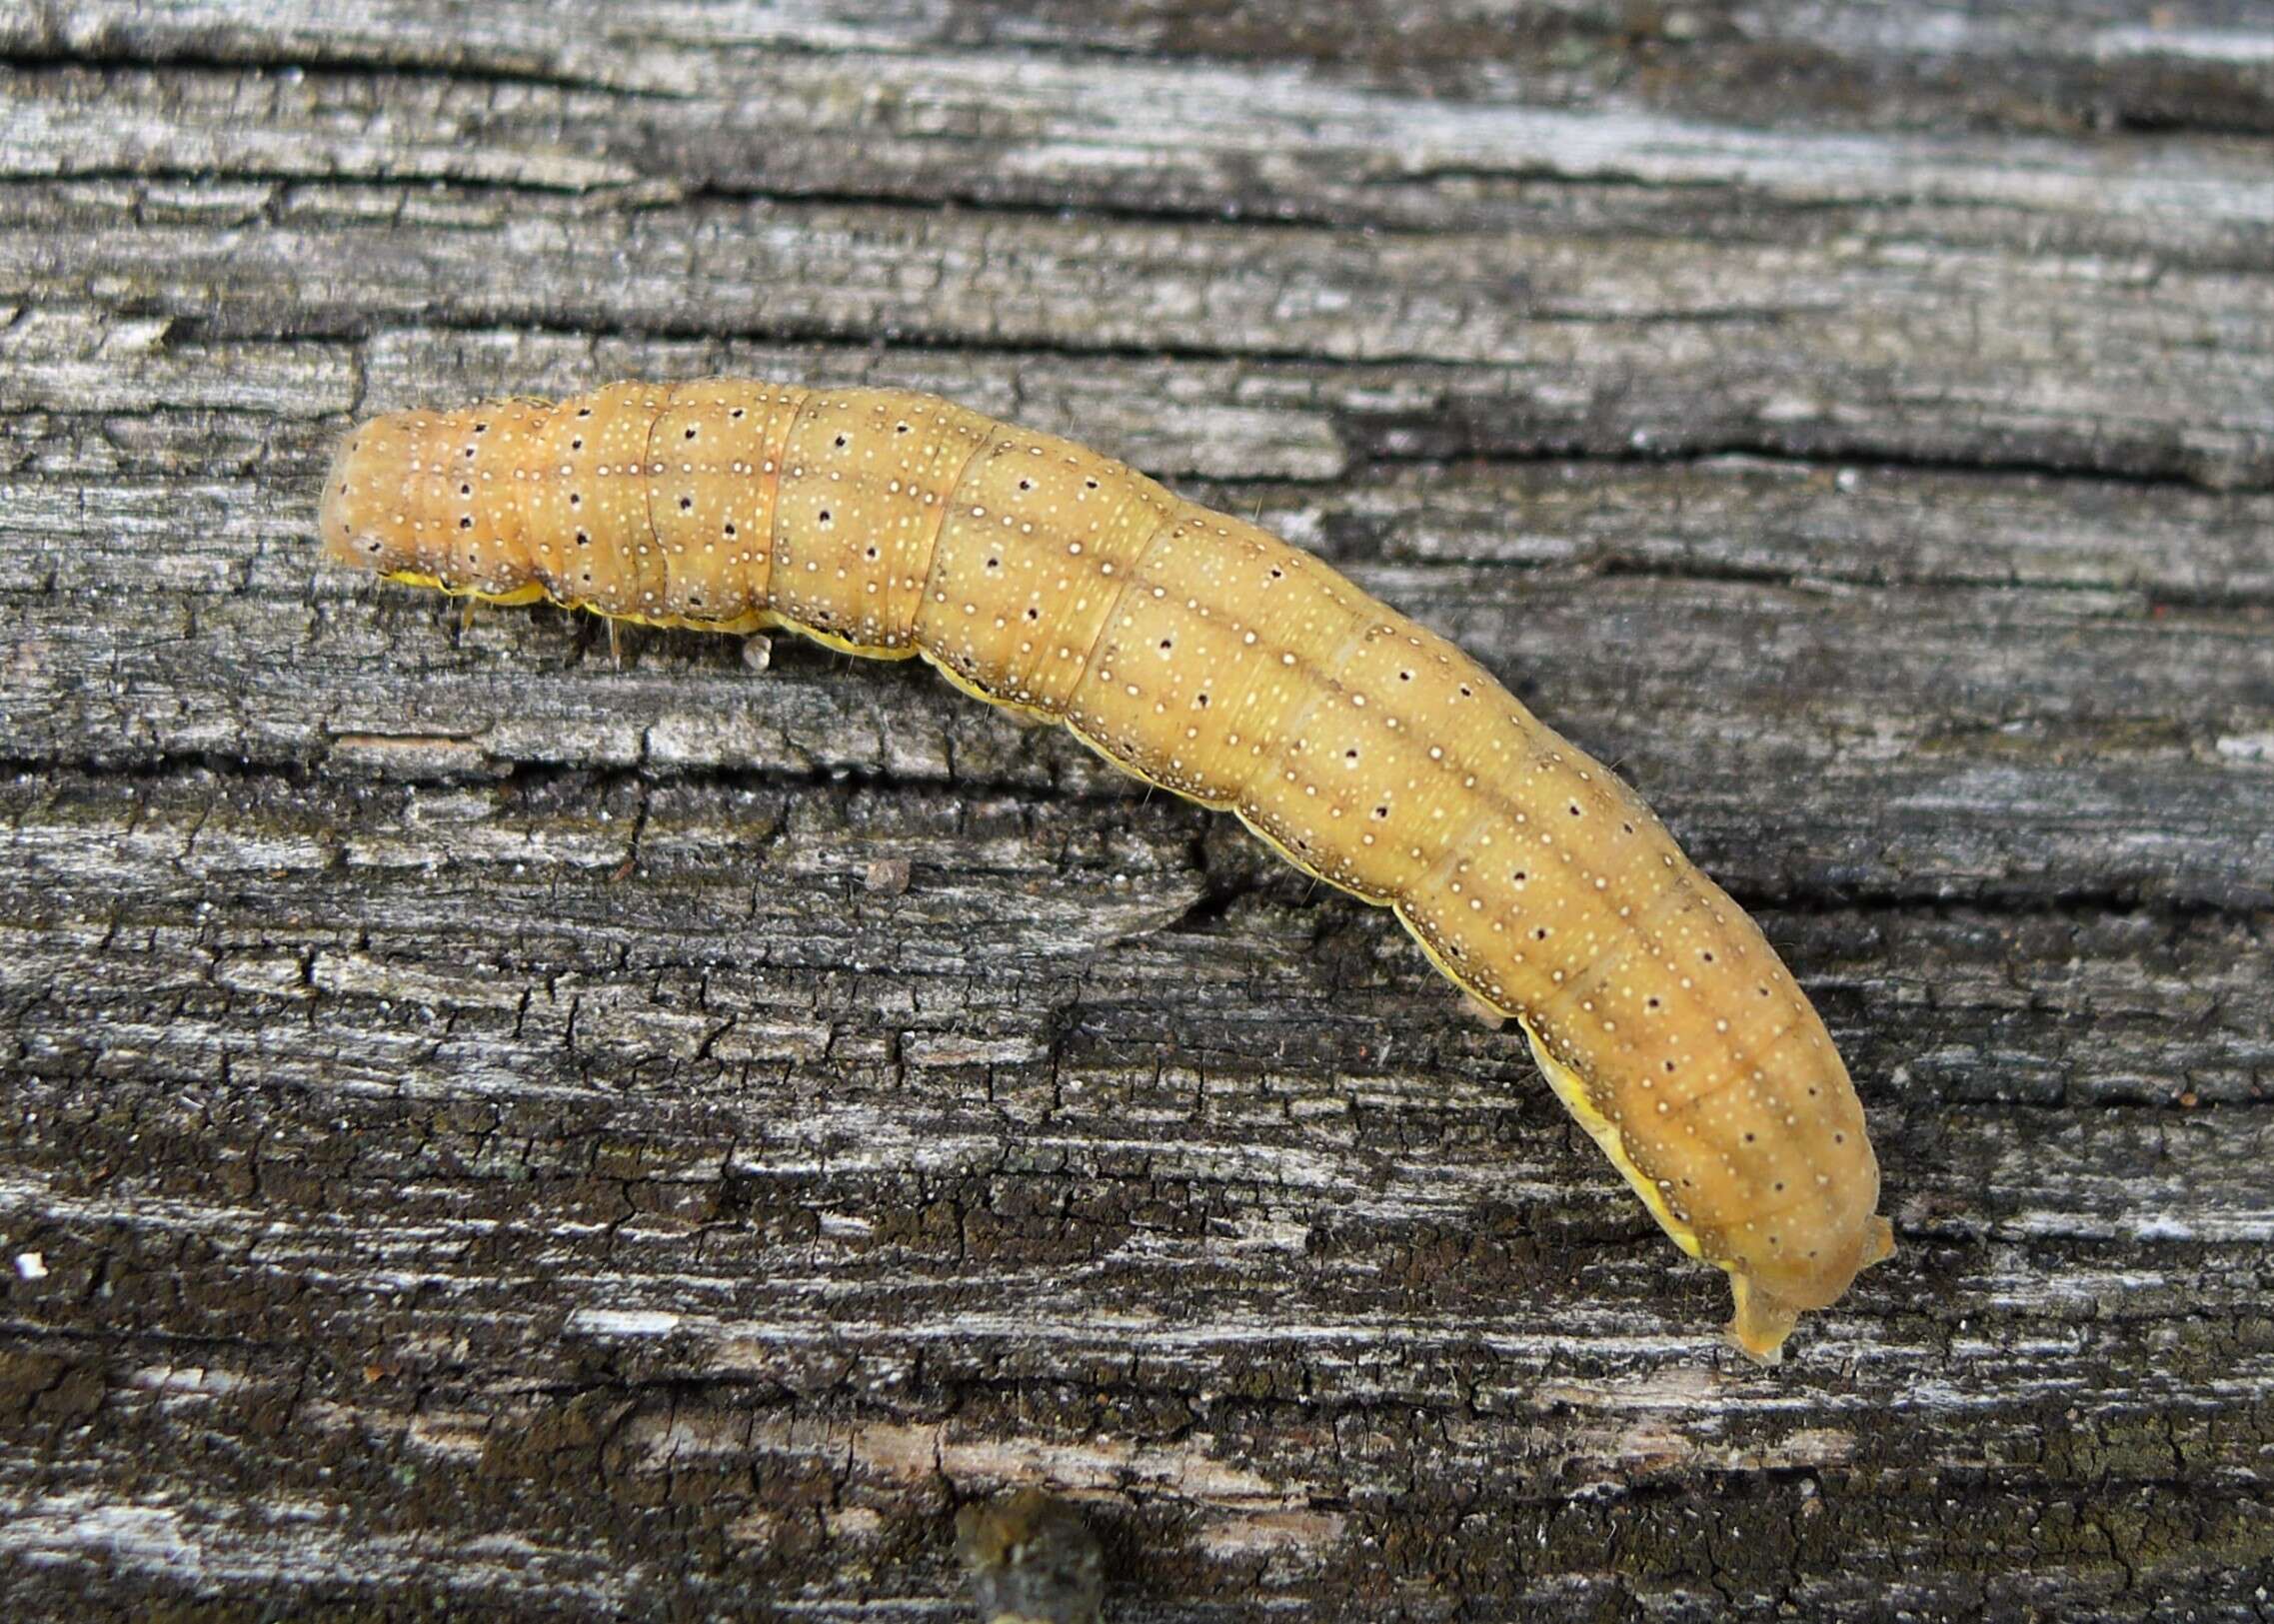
left=321, top=377, right=1894, bottom=1360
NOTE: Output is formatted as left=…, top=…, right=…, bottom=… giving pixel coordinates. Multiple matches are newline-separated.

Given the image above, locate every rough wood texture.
left=1, top=3, right=2270, bottom=1619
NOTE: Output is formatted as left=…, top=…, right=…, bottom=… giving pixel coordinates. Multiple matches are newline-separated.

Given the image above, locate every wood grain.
left=2, top=3, right=2271, bottom=1619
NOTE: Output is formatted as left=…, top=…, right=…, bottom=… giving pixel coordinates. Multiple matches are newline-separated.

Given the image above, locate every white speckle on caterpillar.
left=321, top=376, right=1895, bottom=1361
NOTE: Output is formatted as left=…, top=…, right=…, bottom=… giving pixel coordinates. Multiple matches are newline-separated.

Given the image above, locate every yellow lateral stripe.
left=1518, top=1016, right=1709, bottom=1264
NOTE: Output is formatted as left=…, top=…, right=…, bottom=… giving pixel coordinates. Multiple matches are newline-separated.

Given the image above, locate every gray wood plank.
left=1, top=4, right=2270, bottom=1619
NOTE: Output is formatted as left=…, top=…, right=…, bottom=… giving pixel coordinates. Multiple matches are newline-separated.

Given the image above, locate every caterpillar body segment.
left=321, top=377, right=1894, bottom=1360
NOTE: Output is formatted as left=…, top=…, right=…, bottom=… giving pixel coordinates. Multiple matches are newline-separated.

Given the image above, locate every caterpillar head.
left=320, top=412, right=425, bottom=578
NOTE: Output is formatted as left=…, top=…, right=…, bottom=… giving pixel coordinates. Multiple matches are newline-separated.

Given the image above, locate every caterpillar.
left=319, top=378, right=1894, bottom=1361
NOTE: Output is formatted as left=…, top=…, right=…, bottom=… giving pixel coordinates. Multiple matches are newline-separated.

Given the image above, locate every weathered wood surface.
left=2, top=3, right=2271, bottom=1618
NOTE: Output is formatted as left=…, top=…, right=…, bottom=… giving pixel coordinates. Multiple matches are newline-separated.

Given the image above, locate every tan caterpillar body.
left=320, top=378, right=1893, bottom=1360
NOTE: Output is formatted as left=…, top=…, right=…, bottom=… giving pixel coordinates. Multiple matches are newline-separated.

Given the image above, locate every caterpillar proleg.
left=320, top=378, right=1894, bottom=1360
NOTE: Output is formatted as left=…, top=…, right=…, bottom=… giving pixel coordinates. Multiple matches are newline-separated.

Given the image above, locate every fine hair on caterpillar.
left=320, top=376, right=1895, bottom=1361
